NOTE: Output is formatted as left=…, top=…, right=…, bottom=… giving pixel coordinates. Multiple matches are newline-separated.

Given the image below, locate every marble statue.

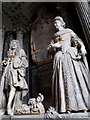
left=28, top=93, right=45, bottom=114
left=0, top=40, right=28, bottom=115
left=36, top=93, right=45, bottom=114
left=15, top=93, right=45, bottom=115
left=47, top=16, right=90, bottom=114
left=44, top=106, right=61, bottom=119
left=28, top=98, right=38, bottom=114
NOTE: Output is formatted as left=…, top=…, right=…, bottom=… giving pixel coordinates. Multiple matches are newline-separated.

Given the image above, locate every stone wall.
left=31, top=18, right=54, bottom=62
left=2, top=2, right=87, bottom=110
left=30, top=3, right=76, bottom=109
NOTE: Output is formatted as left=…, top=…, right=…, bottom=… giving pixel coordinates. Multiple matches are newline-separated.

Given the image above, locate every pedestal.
left=1, top=115, right=44, bottom=120
left=1, top=112, right=90, bottom=120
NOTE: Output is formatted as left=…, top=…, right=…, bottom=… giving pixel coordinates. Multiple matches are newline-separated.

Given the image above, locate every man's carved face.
left=10, top=41, right=18, bottom=49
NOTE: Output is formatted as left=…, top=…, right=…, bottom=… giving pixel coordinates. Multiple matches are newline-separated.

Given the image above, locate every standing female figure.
left=47, top=16, right=90, bottom=113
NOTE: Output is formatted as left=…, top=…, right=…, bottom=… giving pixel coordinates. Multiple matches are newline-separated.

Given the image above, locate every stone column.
left=16, top=30, right=23, bottom=48
left=75, top=1, right=90, bottom=50
left=9, top=31, right=13, bottom=42
left=0, top=29, right=3, bottom=63
left=75, top=2, right=90, bottom=101
left=2, top=31, right=12, bottom=58
left=0, top=2, right=3, bottom=63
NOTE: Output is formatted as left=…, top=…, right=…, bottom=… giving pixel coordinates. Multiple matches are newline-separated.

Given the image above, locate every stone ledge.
left=0, top=112, right=90, bottom=120
left=60, top=112, right=89, bottom=118
left=1, top=115, right=44, bottom=120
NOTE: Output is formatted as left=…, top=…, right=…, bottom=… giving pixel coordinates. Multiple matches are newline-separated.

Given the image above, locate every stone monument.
left=0, top=40, right=28, bottom=116
left=15, top=93, right=45, bottom=115
left=46, top=16, right=90, bottom=118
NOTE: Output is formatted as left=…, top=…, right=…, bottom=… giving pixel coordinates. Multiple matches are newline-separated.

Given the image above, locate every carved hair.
left=38, top=93, right=44, bottom=102
left=54, top=16, right=65, bottom=27
left=10, top=40, right=21, bottom=49
left=9, top=39, right=21, bottom=55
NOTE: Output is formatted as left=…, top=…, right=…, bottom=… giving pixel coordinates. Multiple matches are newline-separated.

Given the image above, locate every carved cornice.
left=2, top=22, right=31, bottom=33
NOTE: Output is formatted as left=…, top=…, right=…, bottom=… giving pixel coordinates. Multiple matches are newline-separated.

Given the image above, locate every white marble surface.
left=0, top=112, right=90, bottom=120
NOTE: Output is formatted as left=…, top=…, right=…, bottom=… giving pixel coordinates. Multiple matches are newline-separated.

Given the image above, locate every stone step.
left=1, top=115, right=44, bottom=120
left=1, top=112, right=90, bottom=120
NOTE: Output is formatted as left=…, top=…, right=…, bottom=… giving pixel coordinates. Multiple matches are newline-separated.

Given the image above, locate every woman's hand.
left=51, top=42, right=61, bottom=48
left=80, top=46, right=87, bottom=56
left=47, top=44, right=54, bottom=50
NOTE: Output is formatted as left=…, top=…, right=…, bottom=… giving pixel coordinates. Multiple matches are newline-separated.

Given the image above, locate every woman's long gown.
left=51, top=28, right=90, bottom=113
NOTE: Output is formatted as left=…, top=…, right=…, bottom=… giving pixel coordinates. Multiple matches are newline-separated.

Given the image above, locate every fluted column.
left=2, top=31, right=13, bottom=58
left=9, top=31, right=13, bottom=42
left=0, top=29, right=3, bottom=63
left=16, top=30, right=23, bottom=48
left=75, top=1, right=90, bottom=50
left=0, top=2, right=3, bottom=63
left=75, top=1, right=90, bottom=93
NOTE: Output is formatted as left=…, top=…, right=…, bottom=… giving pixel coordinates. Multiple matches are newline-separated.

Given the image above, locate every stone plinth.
left=0, top=112, right=90, bottom=120
left=1, top=115, right=44, bottom=120
left=60, top=112, right=89, bottom=119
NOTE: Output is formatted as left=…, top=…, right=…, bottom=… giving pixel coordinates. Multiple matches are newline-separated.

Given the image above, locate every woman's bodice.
left=53, top=29, right=72, bottom=53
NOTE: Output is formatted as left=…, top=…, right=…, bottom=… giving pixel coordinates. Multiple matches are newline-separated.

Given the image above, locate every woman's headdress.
left=54, top=16, right=65, bottom=27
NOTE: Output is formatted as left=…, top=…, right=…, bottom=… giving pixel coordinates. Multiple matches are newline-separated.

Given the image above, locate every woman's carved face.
left=54, top=20, right=63, bottom=30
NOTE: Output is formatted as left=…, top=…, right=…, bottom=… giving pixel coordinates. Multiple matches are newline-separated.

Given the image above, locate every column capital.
left=16, top=28, right=23, bottom=48
left=16, top=29, right=23, bottom=34
left=2, top=26, right=10, bottom=32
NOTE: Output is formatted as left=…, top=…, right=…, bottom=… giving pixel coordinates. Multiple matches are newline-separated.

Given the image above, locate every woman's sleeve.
left=51, top=41, right=61, bottom=48
left=47, top=40, right=56, bottom=55
left=70, top=29, right=87, bottom=56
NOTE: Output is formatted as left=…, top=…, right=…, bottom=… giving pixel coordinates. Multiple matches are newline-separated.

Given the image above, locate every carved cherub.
left=36, top=93, right=45, bottom=114
left=28, top=93, right=45, bottom=114
left=28, top=98, right=38, bottom=114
